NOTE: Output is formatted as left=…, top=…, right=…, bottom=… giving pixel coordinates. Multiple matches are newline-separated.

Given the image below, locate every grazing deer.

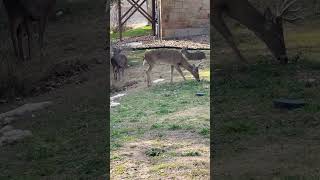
left=181, top=48, right=206, bottom=60
left=3, top=0, right=56, bottom=61
left=143, top=49, right=202, bottom=87
left=111, top=48, right=128, bottom=81
left=212, top=0, right=302, bottom=64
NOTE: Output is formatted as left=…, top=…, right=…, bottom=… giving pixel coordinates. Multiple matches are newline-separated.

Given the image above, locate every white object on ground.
left=153, top=79, right=165, bottom=83
left=110, top=93, right=127, bottom=108
left=110, top=102, right=121, bottom=107
left=125, top=42, right=143, bottom=48
left=111, top=93, right=127, bottom=101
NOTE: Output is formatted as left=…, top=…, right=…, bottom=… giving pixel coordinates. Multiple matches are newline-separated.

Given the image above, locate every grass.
left=0, top=0, right=107, bottom=178
left=111, top=80, right=210, bottom=150
left=111, top=78, right=210, bottom=178
left=213, top=17, right=320, bottom=179
left=110, top=25, right=152, bottom=39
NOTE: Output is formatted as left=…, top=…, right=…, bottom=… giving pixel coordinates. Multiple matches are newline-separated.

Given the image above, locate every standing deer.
left=3, top=0, right=56, bottom=61
left=111, top=48, right=128, bottom=81
left=212, top=0, right=302, bottom=64
left=143, top=49, right=202, bottom=87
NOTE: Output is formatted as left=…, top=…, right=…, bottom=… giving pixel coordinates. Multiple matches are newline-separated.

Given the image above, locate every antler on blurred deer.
left=212, top=0, right=303, bottom=64
left=275, top=0, right=304, bottom=23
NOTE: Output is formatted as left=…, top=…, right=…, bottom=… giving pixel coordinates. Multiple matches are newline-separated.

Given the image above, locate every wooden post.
left=158, top=0, right=162, bottom=40
left=118, top=0, right=122, bottom=41
left=152, top=0, right=156, bottom=36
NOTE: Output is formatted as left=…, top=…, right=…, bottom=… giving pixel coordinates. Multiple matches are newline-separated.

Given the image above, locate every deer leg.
left=118, top=68, right=121, bottom=81
left=17, top=25, right=24, bottom=61
left=170, top=65, right=174, bottom=83
left=24, top=19, right=32, bottom=61
left=121, top=68, right=125, bottom=81
left=9, top=18, right=21, bottom=59
left=175, top=65, right=186, bottom=81
left=38, top=18, right=48, bottom=58
left=114, top=67, right=118, bottom=80
left=146, top=63, right=153, bottom=87
left=212, top=12, right=248, bottom=63
left=112, top=66, right=116, bottom=80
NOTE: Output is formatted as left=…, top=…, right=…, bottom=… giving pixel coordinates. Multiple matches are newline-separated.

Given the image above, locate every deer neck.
left=180, top=59, right=194, bottom=74
left=230, top=2, right=274, bottom=45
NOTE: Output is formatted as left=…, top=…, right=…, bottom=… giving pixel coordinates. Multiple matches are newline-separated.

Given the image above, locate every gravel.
left=112, top=35, right=210, bottom=50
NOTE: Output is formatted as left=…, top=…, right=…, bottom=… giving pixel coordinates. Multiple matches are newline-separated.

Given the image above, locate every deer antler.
left=276, top=0, right=304, bottom=23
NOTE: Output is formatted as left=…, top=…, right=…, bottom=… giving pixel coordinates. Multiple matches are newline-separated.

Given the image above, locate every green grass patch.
left=111, top=80, right=210, bottom=150
left=181, top=151, right=201, bottom=157
left=111, top=25, right=152, bottom=39
left=145, top=148, right=166, bottom=157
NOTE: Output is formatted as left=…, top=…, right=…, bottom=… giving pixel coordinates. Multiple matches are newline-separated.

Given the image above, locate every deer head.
left=112, top=47, right=122, bottom=55
left=263, top=0, right=302, bottom=64
left=191, top=61, right=203, bottom=82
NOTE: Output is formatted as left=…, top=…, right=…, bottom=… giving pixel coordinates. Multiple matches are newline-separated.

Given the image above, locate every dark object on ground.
left=145, top=148, right=165, bottom=157
left=196, top=92, right=205, bottom=96
left=273, top=98, right=306, bottom=110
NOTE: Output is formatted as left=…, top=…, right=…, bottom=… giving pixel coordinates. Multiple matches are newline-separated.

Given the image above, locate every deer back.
left=145, top=49, right=187, bottom=65
left=111, top=54, right=128, bottom=69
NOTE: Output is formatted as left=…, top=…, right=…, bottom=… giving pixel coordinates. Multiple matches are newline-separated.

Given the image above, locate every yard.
left=110, top=48, right=211, bottom=179
left=0, top=0, right=108, bottom=178
left=212, top=17, right=320, bottom=179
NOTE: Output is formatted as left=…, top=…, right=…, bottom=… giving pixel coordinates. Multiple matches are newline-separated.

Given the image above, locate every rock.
left=273, top=98, right=306, bottom=110
left=196, top=92, right=205, bottom=96
left=0, top=99, right=7, bottom=104
left=0, top=117, right=16, bottom=127
left=56, top=10, right=64, bottom=17
left=0, top=101, right=53, bottom=120
left=94, top=58, right=104, bottom=64
left=0, top=125, right=14, bottom=134
left=153, top=79, right=165, bottom=83
left=305, top=78, right=317, bottom=88
left=110, top=102, right=120, bottom=107
left=0, top=129, right=32, bottom=147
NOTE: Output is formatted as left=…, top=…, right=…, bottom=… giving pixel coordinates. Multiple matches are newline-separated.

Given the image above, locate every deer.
left=3, top=0, right=56, bottom=61
left=111, top=48, right=128, bottom=81
left=143, top=49, right=202, bottom=87
left=181, top=48, right=206, bottom=61
left=212, top=0, right=302, bottom=64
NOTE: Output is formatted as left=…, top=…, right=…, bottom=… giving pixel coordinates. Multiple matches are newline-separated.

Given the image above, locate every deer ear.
left=264, top=8, right=274, bottom=21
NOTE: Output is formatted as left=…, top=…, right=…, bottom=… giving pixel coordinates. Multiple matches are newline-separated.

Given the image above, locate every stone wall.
left=160, top=0, right=209, bottom=39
